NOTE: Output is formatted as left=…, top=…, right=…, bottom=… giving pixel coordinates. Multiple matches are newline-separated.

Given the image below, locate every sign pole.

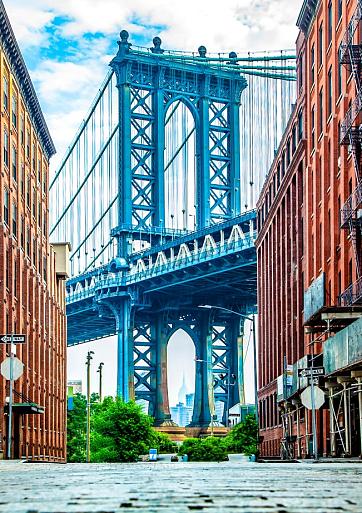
left=310, top=356, right=318, bottom=460
left=6, top=334, right=14, bottom=459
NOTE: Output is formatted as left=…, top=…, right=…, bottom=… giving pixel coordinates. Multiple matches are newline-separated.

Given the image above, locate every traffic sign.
left=308, top=377, right=319, bottom=386
left=298, top=367, right=324, bottom=378
left=1, top=357, right=24, bottom=380
left=300, top=385, right=325, bottom=410
left=0, top=334, right=26, bottom=344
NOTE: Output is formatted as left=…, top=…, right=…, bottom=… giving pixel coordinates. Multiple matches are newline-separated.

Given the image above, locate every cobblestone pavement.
left=0, top=460, right=361, bottom=513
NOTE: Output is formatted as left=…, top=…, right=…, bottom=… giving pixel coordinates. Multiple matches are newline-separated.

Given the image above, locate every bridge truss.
left=50, top=32, right=296, bottom=426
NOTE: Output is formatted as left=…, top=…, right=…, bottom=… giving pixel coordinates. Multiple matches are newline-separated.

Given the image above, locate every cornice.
left=0, top=1, right=56, bottom=160
left=297, top=0, right=320, bottom=35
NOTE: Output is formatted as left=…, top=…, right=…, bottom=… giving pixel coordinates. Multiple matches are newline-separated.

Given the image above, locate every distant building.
left=228, top=404, right=256, bottom=427
left=67, top=380, right=82, bottom=395
left=170, top=377, right=194, bottom=426
left=170, top=402, right=193, bottom=427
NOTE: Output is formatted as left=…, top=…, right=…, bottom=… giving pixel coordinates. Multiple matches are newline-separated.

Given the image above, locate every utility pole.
left=6, top=333, right=14, bottom=460
left=86, top=351, right=94, bottom=463
left=97, top=362, right=104, bottom=402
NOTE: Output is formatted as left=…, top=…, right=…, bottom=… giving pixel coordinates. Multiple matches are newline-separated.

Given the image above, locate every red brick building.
left=0, top=1, right=68, bottom=461
left=257, top=0, right=362, bottom=458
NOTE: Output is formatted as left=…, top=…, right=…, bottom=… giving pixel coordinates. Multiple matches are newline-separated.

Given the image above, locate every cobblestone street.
left=0, top=460, right=361, bottom=513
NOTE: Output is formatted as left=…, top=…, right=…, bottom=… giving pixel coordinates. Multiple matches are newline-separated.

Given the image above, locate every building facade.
left=256, top=28, right=307, bottom=457
left=0, top=2, right=67, bottom=461
left=257, top=0, right=362, bottom=459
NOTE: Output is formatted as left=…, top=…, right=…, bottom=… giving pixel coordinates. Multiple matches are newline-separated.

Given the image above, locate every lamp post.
left=86, top=350, right=94, bottom=463
left=198, top=305, right=258, bottom=426
left=97, top=362, right=104, bottom=402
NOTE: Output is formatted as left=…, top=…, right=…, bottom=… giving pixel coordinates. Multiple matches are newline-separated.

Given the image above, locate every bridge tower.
left=53, top=32, right=296, bottom=428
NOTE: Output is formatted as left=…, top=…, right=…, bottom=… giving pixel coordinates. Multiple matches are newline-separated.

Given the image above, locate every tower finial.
left=150, top=36, right=164, bottom=54
left=198, top=45, right=207, bottom=58
left=118, top=30, right=131, bottom=54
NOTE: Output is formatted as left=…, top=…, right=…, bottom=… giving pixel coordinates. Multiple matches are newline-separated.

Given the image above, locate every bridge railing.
left=66, top=232, right=255, bottom=305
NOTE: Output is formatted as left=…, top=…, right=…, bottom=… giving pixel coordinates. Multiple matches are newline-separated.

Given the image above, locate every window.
left=318, top=23, right=323, bottom=67
left=38, top=159, right=41, bottom=183
left=311, top=105, right=315, bottom=148
left=310, top=44, right=315, bottom=86
left=20, top=216, right=24, bottom=249
left=32, top=187, right=36, bottom=217
left=292, top=125, right=297, bottom=153
left=281, top=151, right=285, bottom=176
left=33, top=237, right=37, bottom=267
left=3, top=129, right=9, bottom=167
left=286, top=139, right=291, bottom=166
left=12, top=96, right=17, bottom=128
left=298, top=53, right=303, bottom=92
left=337, top=50, right=342, bottom=98
left=4, top=189, right=9, bottom=225
left=20, top=115, right=25, bottom=146
left=328, top=2, right=332, bottom=45
left=26, top=130, right=30, bottom=159
left=43, top=211, right=47, bottom=234
left=26, top=227, right=30, bottom=256
left=338, top=0, right=342, bottom=21
left=20, top=163, right=25, bottom=196
left=319, top=88, right=324, bottom=135
left=38, top=203, right=41, bottom=228
left=13, top=261, right=17, bottom=297
left=6, top=250, right=9, bottom=289
left=328, top=66, right=333, bottom=117
left=298, top=110, right=303, bottom=140
left=12, top=146, right=17, bottom=181
left=12, top=203, right=17, bottom=237
left=43, top=169, right=47, bottom=194
left=27, top=176, right=31, bottom=207
left=3, top=76, right=9, bottom=111
left=32, top=142, right=36, bottom=171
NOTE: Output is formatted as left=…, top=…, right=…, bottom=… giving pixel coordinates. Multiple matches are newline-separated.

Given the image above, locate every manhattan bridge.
left=50, top=31, right=296, bottom=428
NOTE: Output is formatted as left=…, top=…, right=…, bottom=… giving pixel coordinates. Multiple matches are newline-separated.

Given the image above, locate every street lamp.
left=97, top=362, right=104, bottom=402
left=86, top=350, right=94, bottom=463
left=198, top=305, right=258, bottom=426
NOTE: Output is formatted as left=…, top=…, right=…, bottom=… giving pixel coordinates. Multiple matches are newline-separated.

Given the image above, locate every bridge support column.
left=115, top=298, right=134, bottom=400
left=153, top=315, right=174, bottom=426
left=189, top=314, right=213, bottom=427
left=225, top=318, right=243, bottom=426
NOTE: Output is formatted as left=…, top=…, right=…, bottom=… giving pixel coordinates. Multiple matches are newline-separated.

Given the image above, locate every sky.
left=4, top=0, right=301, bottom=407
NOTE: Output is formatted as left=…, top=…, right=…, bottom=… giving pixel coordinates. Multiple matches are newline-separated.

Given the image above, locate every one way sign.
left=298, top=367, right=324, bottom=378
left=0, top=334, right=26, bottom=344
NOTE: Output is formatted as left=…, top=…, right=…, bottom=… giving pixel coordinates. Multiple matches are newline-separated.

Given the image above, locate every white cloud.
left=3, top=0, right=301, bottom=164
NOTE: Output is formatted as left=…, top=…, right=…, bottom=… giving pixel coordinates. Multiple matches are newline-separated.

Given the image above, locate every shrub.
left=150, top=431, right=178, bottom=454
left=178, top=436, right=228, bottom=462
left=91, top=398, right=155, bottom=462
left=225, top=414, right=258, bottom=455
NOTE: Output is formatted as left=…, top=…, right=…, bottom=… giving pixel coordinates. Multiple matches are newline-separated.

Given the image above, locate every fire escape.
left=340, top=2, right=362, bottom=306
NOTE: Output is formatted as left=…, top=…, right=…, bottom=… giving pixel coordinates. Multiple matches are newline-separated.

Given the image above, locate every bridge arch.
left=167, top=327, right=196, bottom=426
left=164, top=99, right=197, bottom=232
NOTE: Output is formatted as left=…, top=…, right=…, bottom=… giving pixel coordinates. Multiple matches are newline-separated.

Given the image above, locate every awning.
left=4, top=403, right=44, bottom=414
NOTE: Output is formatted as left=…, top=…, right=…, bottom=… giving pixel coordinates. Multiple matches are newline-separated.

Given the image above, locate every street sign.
left=1, top=357, right=24, bottom=380
left=300, top=385, right=325, bottom=410
left=298, top=367, right=324, bottom=378
left=308, top=377, right=319, bottom=386
left=0, top=334, right=26, bottom=344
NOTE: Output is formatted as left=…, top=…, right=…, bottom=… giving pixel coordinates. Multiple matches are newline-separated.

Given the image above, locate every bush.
left=150, top=431, right=178, bottom=454
left=178, top=437, right=228, bottom=462
left=225, top=414, right=258, bottom=455
left=90, top=398, right=155, bottom=462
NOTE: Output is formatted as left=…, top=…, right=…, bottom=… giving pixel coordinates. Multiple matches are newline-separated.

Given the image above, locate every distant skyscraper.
left=170, top=377, right=194, bottom=426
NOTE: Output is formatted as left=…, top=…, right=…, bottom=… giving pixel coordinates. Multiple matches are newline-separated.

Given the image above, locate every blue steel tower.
left=51, top=31, right=296, bottom=428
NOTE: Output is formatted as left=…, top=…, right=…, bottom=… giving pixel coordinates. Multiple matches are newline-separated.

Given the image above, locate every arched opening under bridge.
left=167, top=328, right=195, bottom=426
left=164, top=100, right=197, bottom=232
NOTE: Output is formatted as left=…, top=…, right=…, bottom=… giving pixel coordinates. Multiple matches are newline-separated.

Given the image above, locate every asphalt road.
left=0, top=459, right=361, bottom=512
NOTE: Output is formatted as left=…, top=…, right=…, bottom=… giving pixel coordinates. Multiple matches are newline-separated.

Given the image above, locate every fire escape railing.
left=339, top=1, right=362, bottom=303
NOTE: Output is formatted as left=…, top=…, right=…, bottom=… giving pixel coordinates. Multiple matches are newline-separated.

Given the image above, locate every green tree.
left=67, top=393, right=100, bottom=462
left=90, top=398, right=155, bottom=462
left=225, top=414, right=258, bottom=455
